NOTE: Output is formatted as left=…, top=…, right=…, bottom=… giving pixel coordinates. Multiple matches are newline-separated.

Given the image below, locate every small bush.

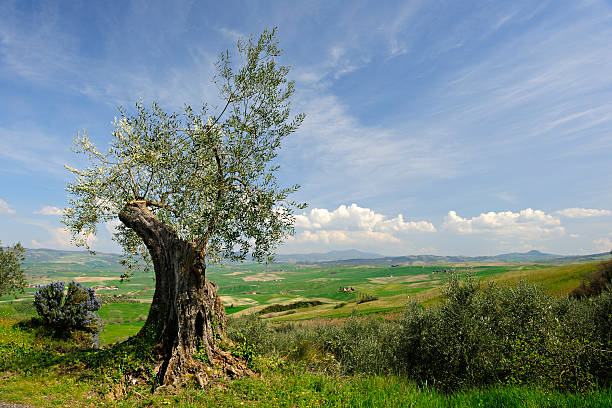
left=34, top=281, right=101, bottom=337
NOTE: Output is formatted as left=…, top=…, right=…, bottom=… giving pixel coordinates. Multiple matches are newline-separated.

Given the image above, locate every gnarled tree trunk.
left=119, top=201, right=250, bottom=387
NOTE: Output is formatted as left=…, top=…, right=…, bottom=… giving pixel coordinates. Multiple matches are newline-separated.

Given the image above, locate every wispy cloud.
left=34, top=206, right=64, bottom=216
left=29, top=226, right=98, bottom=250
left=0, top=126, right=69, bottom=176
left=493, top=192, right=518, bottom=204
left=0, top=2, right=219, bottom=110
left=0, top=198, right=16, bottom=215
left=434, top=6, right=612, bottom=158
left=285, top=92, right=467, bottom=203
left=557, top=208, right=612, bottom=218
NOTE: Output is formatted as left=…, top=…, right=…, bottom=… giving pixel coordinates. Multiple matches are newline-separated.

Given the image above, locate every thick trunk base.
left=148, top=278, right=254, bottom=388
left=119, top=201, right=255, bottom=389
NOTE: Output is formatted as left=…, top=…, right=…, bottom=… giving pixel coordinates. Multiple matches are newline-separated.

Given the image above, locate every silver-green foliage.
left=0, top=241, right=26, bottom=296
left=228, top=276, right=612, bottom=392
left=63, top=29, right=304, bottom=270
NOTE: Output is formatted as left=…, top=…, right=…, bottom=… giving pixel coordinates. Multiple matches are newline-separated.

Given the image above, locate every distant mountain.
left=23, top=248, right=124, bottom=269
left=21, top=247, right=611, bottom=269
left=298, top=250, right=611, bottom=266
left=487, top=250, right=563, bottom=263
left=274, top=249, right=385, bottom=263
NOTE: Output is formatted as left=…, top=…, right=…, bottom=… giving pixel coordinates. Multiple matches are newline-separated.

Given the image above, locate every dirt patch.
left=266, top=297, right=293, bottom=303
left=220, top=296, right=258, bottom=306
left=73, top=276, right=122, bottom=283
left=309, top=277, right=339, bottom=282
left=407, top=280, right=440, bottom=288
left=368, top=274, right=430, bottom=285
left=242, top=273, right=284, bottom=282
left=225, top=271, right=247, bottom=276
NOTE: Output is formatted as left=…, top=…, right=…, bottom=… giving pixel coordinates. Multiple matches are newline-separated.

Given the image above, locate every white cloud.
left=0, top=126, right=69, bottom=176
left=0, top=5, right=218, bottom=110
left=0, top=198, right=16, bottom=214
left=104, top=219, right=122, bottom=236
left=34, top=206, right=63, bottom=215
left=593, top=237, right=612, bottom=253
left=443, top=208, right=564, bottom=237
left=285, top=92, right=467, bottom=204
left=556, top=208, right=612, bottom=218
left=216, top=27, right=245, bottom=42
left=493, top=192, right=518, bottom=204
left=290, top=204, right=434, bottom=252
left=297, top=230, right=400, bottom=245
left=30, top=227, right=98, bottom=250
left=295, top=204, right=436, bottom=233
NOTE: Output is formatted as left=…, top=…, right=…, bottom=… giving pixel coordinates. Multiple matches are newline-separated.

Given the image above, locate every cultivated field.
left=0, top=250, right=600, bottom=345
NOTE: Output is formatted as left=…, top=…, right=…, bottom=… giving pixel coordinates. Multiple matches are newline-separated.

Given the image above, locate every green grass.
left=485, top=262, right=598, bottom=295
left=0, top=255, right=608, bottom=406
left=99, top=321, right=146, bottom=345
left=0, top=364, right=609, bottom=407
left=3, top=256, right=601, bottom=327
left=226, top=305, right=251, bottom=314
left=1, top=273, right=611, bottom=408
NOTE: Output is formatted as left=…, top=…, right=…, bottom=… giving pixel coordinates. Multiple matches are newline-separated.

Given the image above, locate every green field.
left=0, top=253, right=609, bottom=406
left=0, top=249, right=601, bottom=345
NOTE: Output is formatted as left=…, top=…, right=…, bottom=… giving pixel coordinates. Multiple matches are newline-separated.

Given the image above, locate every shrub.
left=319, top=316, right=398, bottom=374
left=34, top=281, right=101, bottom=337
left=570, top=259, right=612, bottom=298
left=356, top=292, right=379, bottom=304
left=227, top=276, right=612, bottom=392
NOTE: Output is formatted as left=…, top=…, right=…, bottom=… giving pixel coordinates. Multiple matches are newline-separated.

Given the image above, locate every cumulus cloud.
left=443, top=208, right=564, bottom=237
left=295, top=204, right=436, bottom=233
left=34, top=206, right=63, bottom=215
left=0, top=198, right=16, bottom=214
left=556, top=208, right=612, bottom=218
left=593, top=237, right=612, bottom=252
left=292, top=204, right=435, bottom=247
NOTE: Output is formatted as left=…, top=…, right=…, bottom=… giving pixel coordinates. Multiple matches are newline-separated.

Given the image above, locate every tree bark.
left=119, top=201, right=249, bottom=387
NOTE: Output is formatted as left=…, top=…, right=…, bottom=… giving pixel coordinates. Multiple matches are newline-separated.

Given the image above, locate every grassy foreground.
left=1, top=264, right=610, bottom=407
left=1, top=366, right=611, bottom=407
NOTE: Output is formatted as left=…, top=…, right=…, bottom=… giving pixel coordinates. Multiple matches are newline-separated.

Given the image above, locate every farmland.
left=0, top=249, right=609, bottom=407
left=0, top=249, right=600, bottom=345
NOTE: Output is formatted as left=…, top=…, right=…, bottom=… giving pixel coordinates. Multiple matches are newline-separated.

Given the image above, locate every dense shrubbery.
left=228, top=275, right=612, bottom=392
left=34, top=281, right=101, bottom=337
left=570, top=259, right=612, bottom=298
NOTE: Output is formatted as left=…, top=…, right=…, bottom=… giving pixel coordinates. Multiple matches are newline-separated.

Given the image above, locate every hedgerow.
left=228, top=274, right=612, bottom=392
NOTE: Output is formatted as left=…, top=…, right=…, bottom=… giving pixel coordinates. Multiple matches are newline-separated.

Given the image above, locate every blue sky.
left=1, top=0, right=612, bottom=256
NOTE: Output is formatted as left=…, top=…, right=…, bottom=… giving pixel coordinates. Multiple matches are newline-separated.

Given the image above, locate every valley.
left=0, top=249, right=601, bottom=345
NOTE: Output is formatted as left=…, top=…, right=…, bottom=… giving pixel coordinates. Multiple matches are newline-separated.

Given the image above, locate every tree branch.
left=199, top=134, right=226, bottom=249
left=127, top=164, right=140, bottom=199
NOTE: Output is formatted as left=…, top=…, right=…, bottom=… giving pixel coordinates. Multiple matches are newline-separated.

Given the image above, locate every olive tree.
left=0, top=241, right=26, bottom=297
left=63, top=29, right=304, bottom=386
